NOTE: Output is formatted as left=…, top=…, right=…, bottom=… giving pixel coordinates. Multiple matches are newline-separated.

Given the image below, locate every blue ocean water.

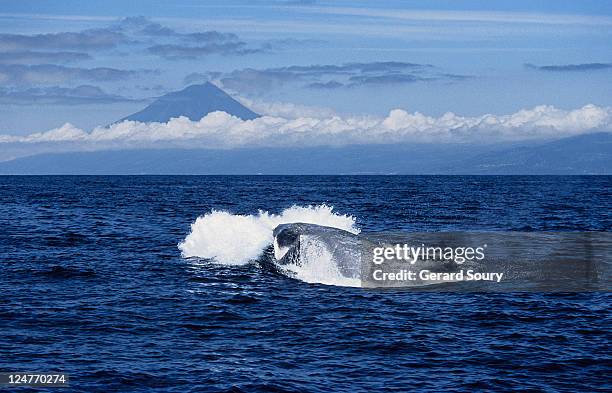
left=1, top=175, right=611, bottom=392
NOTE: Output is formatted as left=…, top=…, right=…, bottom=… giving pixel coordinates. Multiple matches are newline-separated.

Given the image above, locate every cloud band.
left=1, top=104, right=609, bottom=149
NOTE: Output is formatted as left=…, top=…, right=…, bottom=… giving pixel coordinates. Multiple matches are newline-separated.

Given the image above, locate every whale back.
left=273, top=223, right=362, bottom=281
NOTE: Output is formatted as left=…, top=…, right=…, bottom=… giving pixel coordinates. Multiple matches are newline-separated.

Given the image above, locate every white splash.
left=178, top=205, right=359, bottom=265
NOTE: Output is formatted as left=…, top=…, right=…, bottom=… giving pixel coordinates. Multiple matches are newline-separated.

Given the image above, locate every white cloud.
left=301, top=7, right=612, bottom=26
left=1, top=104, right=610, bottom=150
left=235, top=97, right=337, bottom=118
left=0, top=123, right=88, bottom=143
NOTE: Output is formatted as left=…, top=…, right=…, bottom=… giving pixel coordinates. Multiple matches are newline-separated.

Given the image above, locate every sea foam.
left=178, top=205, right=359, bottom=265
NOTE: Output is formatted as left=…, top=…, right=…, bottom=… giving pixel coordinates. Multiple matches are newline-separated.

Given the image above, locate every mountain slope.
left=0, top=144, right=482, bottom=175
left=442, top=132, right=612, bottom=174
left=118, top=82, right=259, bottom=123
left=0, top=133, right=610, bottom=174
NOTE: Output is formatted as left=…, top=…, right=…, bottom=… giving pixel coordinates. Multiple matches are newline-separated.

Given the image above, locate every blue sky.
left=0, top=0, right=611, bottom=135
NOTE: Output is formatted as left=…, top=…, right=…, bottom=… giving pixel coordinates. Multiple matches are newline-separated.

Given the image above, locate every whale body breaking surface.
left=179, top=206, right=610, bottom=289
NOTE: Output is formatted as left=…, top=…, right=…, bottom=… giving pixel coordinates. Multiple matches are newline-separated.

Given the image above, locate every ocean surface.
left=1, top=175, right=611, bottom=392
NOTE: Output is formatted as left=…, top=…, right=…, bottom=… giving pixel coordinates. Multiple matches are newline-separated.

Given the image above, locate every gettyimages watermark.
left=360, top=232, right=612, bottom=291
left=370, top=242, right=499, bottom=283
